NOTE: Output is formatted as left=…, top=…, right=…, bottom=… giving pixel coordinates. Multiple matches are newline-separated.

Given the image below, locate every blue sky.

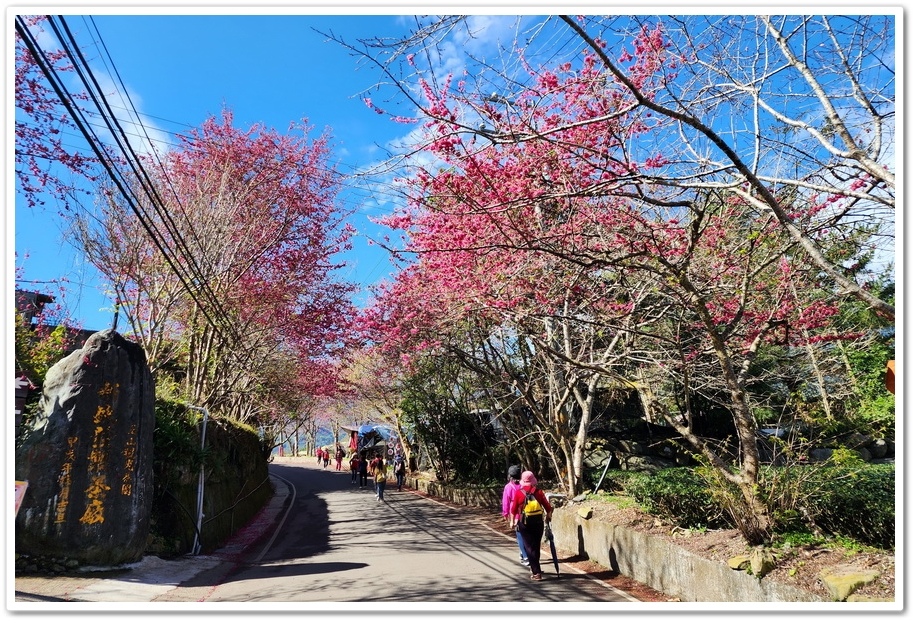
left=13, top=11, right=447, bottom=331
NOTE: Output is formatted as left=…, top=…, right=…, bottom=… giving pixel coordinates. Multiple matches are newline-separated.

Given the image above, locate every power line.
left=16, top=15, right=238, bottom=343
left=80, top=14, right=219, bottom=280
left=16, top=115, right=412, bottom=216
left=17, top=14, right=410, bottom=324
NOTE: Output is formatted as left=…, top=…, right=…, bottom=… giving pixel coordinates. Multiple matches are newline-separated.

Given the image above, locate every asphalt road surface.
left=13, top=458, right=642, bottom=612
left=188, top=459, right=637, bottom=605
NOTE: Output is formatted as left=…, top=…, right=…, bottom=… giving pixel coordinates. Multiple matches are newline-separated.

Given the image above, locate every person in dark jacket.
left=393, top=454, right=407, bottom=491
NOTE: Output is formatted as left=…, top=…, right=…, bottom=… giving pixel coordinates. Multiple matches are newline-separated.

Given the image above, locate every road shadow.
left=181, top=560, right=369, bottom=588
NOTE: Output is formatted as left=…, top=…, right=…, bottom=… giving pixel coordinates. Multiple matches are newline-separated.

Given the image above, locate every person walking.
left=322, top=448, right=330, bottom=468
left=393, top=453, right=407, bottom=491
left=349, top=454, right=360, bottom=484
left=372, top=454, right=388, bottom=502
left=358, top=453, right=369, bottom=488
left=509, top=470, right=553, bottom=581
left=335, top=445, right=344, bottom=471
left=501, top=465, right=528, bottom=566
left=369, top=452, right=379, bottom=470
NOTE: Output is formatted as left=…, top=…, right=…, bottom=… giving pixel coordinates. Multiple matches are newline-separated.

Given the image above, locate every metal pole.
left=111, top=300, right=119, bottom=332
left=593, top=451, right=614, bottom=495
left=186, top=404, right=209, bottom=555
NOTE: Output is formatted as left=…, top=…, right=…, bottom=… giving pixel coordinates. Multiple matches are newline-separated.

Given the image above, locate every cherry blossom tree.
left=360, top=202, right=645, bottom=494
left=17, top=16, right=359, bottom=429
left=352, top=14, right=892, bottom=542
left=70, top=184, right=186, bottom=375
left=344, top=14, right=893, bottom=319
left=73, top=110, right=357, bottom=427
left=14, top=15, right=100, bottom=212
left=337, top=347, right=416, bottom=461
left=558, top=14, right=894, bottom=320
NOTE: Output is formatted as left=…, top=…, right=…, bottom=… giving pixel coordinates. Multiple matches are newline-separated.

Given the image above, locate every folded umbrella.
left=544, top=521, right=560, bottom=577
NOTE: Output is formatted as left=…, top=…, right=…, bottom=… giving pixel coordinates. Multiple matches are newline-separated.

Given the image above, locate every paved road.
left=14, top=458, right=639, bottom=609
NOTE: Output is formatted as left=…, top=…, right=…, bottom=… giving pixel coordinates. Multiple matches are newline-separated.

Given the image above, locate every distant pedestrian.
left=372, top=454, right=387, bottom=502
left=322, top=448, right=330, bottom=468
left=358, top=453, right=369, bottom=488
left=316, top=447, right=322, bottom=465
left=393, top=454, right=407, bottom=491
left=502, top=465, right=528, bottom=566
left=335, top=445, right=345, bottom=471
left=509, top=471, right=553, bottom=581
left=349, top=454, right=360, bottom=484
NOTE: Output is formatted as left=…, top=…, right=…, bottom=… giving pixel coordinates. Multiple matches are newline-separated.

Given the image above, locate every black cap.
left=507, top=465, right=521, bottom=479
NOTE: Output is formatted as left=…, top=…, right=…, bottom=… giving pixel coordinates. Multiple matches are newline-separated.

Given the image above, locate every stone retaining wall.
left=550, top=507, right=821, bottom=602
left=408, top=476, right=823, bottom=602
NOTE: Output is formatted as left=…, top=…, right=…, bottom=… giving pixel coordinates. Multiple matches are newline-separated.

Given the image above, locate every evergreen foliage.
left=608, top=464, right=894, bottom=549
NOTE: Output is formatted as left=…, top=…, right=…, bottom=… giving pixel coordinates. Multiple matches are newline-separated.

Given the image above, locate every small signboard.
left=15, top=481, right=28, bottom=517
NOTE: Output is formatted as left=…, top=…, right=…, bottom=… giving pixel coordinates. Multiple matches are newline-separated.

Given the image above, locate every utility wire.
left=15, top=15, right=236, bottom=343
left=54, top=16, right=234, bottom=331
left=17, top=14, right=409, bottom=323
left=16, top=117, right=412, bottom=217
left=61, top=15, right=233, bottom=323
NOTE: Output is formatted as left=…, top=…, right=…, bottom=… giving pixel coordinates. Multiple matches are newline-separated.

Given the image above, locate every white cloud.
left=89, top=71, right=174, bottom=160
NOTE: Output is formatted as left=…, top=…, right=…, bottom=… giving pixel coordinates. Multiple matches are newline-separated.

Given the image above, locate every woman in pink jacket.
left=509, top=471, right=553, bottom=581
left=501, top=465, right=528, bottom=566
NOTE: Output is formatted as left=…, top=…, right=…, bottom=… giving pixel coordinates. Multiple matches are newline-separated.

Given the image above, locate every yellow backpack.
left=521, top=490, right=543, bottom=524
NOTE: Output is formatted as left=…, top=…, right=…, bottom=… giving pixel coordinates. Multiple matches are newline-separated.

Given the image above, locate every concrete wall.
left=551, top=507, right=822, bottom=602
left=410, top=477, right=502, bottom=508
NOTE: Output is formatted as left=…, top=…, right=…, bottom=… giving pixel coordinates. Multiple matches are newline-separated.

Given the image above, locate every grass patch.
left=586, top=491, right=640, bottom=510
left=771, top=530, right=884, bottom=556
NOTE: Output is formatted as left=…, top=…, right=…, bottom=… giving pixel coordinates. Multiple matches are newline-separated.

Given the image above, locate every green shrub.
left=758, top=459, right=894, bottom=549
left=149, top=400, right=272, bottom=556
left=592, top=468, right=643, bottom=494
left=623, top=468, right=731, bottom=529
left=153, top=398, right=206, bottom=483
left=615, top=463, right=894, bottom=550
left=800, top=462, right=894, bottom=549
